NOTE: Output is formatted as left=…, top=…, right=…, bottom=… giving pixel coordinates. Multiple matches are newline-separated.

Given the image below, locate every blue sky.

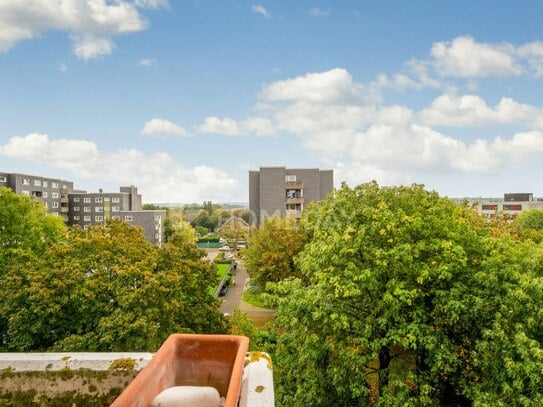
left=2, top=1, right=543, bottom=203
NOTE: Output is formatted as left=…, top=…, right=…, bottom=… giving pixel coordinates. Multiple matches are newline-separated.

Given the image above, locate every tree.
left=0, top=188, right=66, bottom=350
left=0, top=187, right=66, bottom=275
left=219, top=216, right=249, bottom=250
left=265, top=182, right=543, bottom=405
left=243, top=216, right=306, bottom=289
left=1, top=220, right=226, bottom=352
left=514, top=209, right=543, bottom=241
left=191, top=210, right=217, bottom=232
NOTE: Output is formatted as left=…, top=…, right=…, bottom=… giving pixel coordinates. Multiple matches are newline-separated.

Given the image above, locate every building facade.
left=1, top=172, right=165, bottom=245
left=249, top=167, right=333, bottom=225
left=0, top=172, right=73, bottom=223
left=475, top=193, right=543, bottom=220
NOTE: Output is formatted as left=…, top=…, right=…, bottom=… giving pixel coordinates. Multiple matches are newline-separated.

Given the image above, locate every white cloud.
left=141, top=118, right=189, bottom=137
left=0, top=133, right=239, bottom=202
left=236, top=66, right=543, bottom=188
left=134, top=0, right=170, bottom=9
left=420, top=94, right=543, bottom=128
left=309, top=8, right=331, bottom=17
left=195, top=116, right=276, bottom=137
left=241, top=117, right=277, bottom=136
left=73, top=37, right=115, bottom=60
left=139, top=58, right=156, bottom=67
left=0, top=0, right=162, bottom=59
left=251, top=5, right=271, bottom=19
left=261, top=68, right=366, bottom=104
left=430, top=36, right=522, bottom=77
left=517, top=41, right=543, bottom=77
left=196, top=117, right=241, bottom=136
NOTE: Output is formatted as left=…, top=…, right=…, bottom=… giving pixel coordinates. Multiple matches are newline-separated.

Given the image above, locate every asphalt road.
left=219, top=257, right=248, bottom=315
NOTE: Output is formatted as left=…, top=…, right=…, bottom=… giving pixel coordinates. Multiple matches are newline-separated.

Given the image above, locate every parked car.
left=219, top=285, right=229, bottom=297
left=219, top=245, right=231, bottom=251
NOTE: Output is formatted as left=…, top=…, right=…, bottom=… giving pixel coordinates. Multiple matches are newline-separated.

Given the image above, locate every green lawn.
left=242, top=289, right=269, bottom=309
left=208, top=263, right=231, bottom=296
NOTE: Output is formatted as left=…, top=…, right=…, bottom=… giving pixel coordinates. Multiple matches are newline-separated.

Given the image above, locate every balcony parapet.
left=285, top=181, right=303, bottom=189
left=0, top=335, right=274, bottom=406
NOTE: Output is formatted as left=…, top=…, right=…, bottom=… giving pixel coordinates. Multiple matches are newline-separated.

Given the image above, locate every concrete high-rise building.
left=0, top=172, right=73, bottom=223
left=1, top=172, right=165, bottom=245
left=68, top=186, right=165, bottom=246
left=249, top=167, right=333, bottom=225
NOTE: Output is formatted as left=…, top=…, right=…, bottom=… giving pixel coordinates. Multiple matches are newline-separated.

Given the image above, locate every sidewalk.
left=219, top=257, right=275, bottom=321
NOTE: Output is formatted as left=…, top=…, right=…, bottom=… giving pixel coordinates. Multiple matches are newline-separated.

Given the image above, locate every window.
left=286, top=189, right=302, bottom=198
left=112, top=216, right=120, bottom=220
left=0, top=176, right=6, bottom=182
left=22, top=190, right=30, bottom=196
left=95, top=207, right=103, bottom=213
left=84, top=197, right=91, bottom=203
left=503, top=204, right=522, bottom=211
left=155, top=233, right=160, bottom=239
left=42, top=181, right=48, bottom=187
left=52, top=202, right=59, bottom=209
left=44, top=202, right=48, bottom=209
left=43, top=192, right=48, bottom=198
left=73, top=197, right=80, bottom=202
left=286, top=203, right=302, bottom=211
left=112, top=206, right=120, bottom=212
left=52, top=182, right=59, bottom=188
left=482, top=204, right=498, bottom=210
left=73, top=215, right=80, bottom=221
left=95, top=216, right=103, bottom=222
left=155, top=224, right=160, bottom=230
left=83, top=225, right=89, bottom=230
left=84, top=216, right=91, bottom=222
left=52, top=212, right=59, bottom=216
left=22, top=178, right=30, bottom=185
left=62, top=184, right=68, bottom=189
left=112, top=197, right=120, bottom=203
left=155, top=215, right=161, bottom=221
left=285, top=175, right=297, bottom=182
left=52, top=192, right=59, bottom=199
left=34, top=179, right=41, bottom=186
left=84, top=207, right=91, bottom=212
left=124, top=215, right=133, bottom=221
left=31, top=191, right=43, bottom=198
left=74, top=206, right=80, bottom=212
left=95, top=197, right=103, bottom=203
left=104, top=197, right=110, bottom=202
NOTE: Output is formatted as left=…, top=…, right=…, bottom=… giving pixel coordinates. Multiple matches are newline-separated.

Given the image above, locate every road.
left=216, top=254, right=275, bottom=323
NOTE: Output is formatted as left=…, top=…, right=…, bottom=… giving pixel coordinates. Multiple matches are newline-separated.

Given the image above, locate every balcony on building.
left=285, top=181, right=304, bottom=189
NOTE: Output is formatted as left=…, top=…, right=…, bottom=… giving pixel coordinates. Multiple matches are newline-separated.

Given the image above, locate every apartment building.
left=475, top=193, right=543, bottom=220
left=249, top=166, right=333, bottom=225
left=0, top=172, right=73, bottom=222
left=68, top=186, right=165, bottom=246
left=1, top=172, right=165, bottom=245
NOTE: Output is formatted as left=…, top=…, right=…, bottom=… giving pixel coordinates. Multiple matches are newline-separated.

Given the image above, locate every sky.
left=2, top=1, right=543, bottom=203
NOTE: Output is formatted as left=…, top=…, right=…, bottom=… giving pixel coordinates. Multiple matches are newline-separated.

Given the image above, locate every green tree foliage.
left=265, top=182, right=543, bottom=406
left=0, top=187, right=66, bottom=274
left=243, top=217, right=307, bottom=289
left=0, top=188, right=67, bottom=349
left=1, top=219, right=226, bottom=352
left=195, top=225, right=210, bottom=237
left=514, top=209, right=543, bottom=241
left=191, top=210, right=217, bottom=232
left=220, top=216, right=249, bottom=250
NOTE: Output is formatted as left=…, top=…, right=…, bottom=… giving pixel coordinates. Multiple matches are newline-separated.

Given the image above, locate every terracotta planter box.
left=112, top=334, right=249, bottom=407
